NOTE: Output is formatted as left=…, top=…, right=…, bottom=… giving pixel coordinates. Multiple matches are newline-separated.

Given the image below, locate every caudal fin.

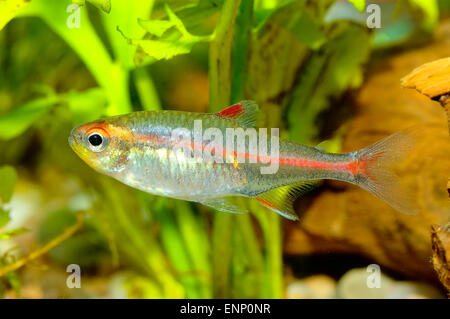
left=354, top=128, right=420, bottom=215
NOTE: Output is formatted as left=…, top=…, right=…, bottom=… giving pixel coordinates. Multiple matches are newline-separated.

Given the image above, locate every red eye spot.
left=85, top=126, right=110, bottom=139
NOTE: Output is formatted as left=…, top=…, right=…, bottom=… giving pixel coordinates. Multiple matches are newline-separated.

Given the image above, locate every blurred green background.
left=0, top=0, right=448, bottom=298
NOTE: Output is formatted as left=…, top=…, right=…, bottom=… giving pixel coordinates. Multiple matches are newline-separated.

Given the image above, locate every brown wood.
left=431, top=224, right=450, bottom=292
left=284, top=20, right=450, bottom=294
left=401, top=55, right=450, bottom=296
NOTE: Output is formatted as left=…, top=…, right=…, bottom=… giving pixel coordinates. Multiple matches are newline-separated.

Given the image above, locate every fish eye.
left=89, top=134, right=103, bottom=146
left=85, top=131, right=109, bottom=152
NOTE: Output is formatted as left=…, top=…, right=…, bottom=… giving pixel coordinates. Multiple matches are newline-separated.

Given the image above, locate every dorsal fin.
left=255, top=181, right=320, bottom=220
left=215, top=100, right=259, bottom=128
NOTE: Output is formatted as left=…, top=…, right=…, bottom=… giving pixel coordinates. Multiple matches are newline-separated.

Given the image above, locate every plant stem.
left=208, top=0, right=242, bottom=111
left=231, top=0, right=253, bottom=103
left=134, top=67, right=161, bottom=111
left=208, top=0, right=242, bottom=298
left=0, top=212, right=84, bottom=277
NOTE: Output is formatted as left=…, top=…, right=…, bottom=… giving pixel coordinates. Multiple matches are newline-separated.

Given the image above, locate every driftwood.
left=401, top=57, right=450, bottom=197
left=401, top=57, right=450, bottom=129
left=284, top=20, right=450, bottom=293
left=401, top=57, right=450, bottom=292
left=431, top=223, right=450, bottom=291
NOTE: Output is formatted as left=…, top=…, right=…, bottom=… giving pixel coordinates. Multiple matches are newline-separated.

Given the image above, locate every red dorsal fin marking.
left=216, top=103, right=244, bottom=118
left=215, top=100, right=259, bottom=128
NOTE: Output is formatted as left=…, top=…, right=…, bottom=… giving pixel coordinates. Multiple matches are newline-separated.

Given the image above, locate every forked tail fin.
left=354, top=128, right=420, bottom=215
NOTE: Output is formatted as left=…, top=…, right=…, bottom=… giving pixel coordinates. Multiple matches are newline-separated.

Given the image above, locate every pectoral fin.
left=200, top=197, right=248, bottom=214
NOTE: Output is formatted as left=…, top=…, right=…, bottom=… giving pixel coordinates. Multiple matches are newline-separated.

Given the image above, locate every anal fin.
left=255, top=181, right=320, bottom=220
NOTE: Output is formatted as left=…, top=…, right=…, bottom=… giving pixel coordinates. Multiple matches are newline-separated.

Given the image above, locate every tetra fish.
left=69, top=101, right=419, bottom=219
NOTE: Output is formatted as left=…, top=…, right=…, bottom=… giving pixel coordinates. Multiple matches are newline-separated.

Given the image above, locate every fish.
left=68, top=100, right=419, bottom=220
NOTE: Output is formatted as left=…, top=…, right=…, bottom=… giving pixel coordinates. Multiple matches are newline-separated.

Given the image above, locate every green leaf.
left=174, top=201, right=212, bottom=298
left=86, top=0, right=111, bottom=13
left=65, top=88, right=107, bottom=125
left=288, top=9, right=326, bottom=50
left=246, top=0, right=331, bottom=123
left=175, top=0, right=224, bottom=31
left=0, top=0, right=31, bottom=30
left=152, top=201, right=199, bottom=298
left=22, top=1, right=132, bottom=115
left=409, top=0, right=438, bottom=30
left=133, top=4, right=212, bottom=64
left=348, top=0, right=365, bottom=12
left=0, top=166, right=17, bottom=204
left=133, top=67, right=161, bottom=111
left=0, top=208, right=11, bottom=229
left=164, top=3, right=191, bottom=37
left=0, top=96, right=59, bottom=140
left=0, top=228, right=29, bottom=240
left=132, top=38, right=196, bottom=61
left=287, top=25, right=371, bottom=144
left=101, top=0, right=153, bottom=70
left=73, top=0, right=111, bottom=13
left=138, top=19, right=176, bottom=37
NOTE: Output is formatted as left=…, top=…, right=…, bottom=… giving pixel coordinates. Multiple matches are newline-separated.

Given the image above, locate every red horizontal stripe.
left=135, top=134, right=359, bottom=174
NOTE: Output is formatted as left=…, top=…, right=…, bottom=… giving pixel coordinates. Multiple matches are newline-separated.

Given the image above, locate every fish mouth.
left=68, top=127, right=83, bottom=154
left=68, top=129, right=77, bottom=151
left=68, top=134, right=75, bottom=149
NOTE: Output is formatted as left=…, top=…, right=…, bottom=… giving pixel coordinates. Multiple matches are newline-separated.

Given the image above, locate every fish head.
left=68, top=120, right=132, bottom=176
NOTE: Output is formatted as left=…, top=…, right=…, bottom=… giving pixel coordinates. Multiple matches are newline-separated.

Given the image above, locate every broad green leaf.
left=174, top=201, right=212, bottom=298
left=73, top=0, right=111, bottom=13
left=287, top=25, right=371, bottom=144
left=87, top=0, right=111, bottom=13
left=0, top=228, right=29, bottom=239
left=0, top=0, right=30, bottom=30
left=247, top=0, right=332, bottom=117
left=0, top=166, right=17, bottom=204
left=256, top=1, right=326, bottom=50
left=164, top=3, right=191, bottom=37
left=175, top=0, right=224, bottom=31
left=138, top=19, right=176, bottom=37
left=288, top=9, right=326, bottom=50
left=101, top=0, right=153, bottom=70
left=0, top=96, right=59, bottom=140
left=132, top=38, right=196, bottom=61
left=65, top=88, right=107, bottom=125
left=132, top=5, right=211, bottom=64
left=133, top=67, right=161, bottom=111
left=0, top=208, right=11, bottom=229
left=409, top=0, right=438, bottom=30
left=348, top=0, right=365, bottom=12
left=151, top=201, right=200, bottom=298
left=22, top=1, right=132, bottom=115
